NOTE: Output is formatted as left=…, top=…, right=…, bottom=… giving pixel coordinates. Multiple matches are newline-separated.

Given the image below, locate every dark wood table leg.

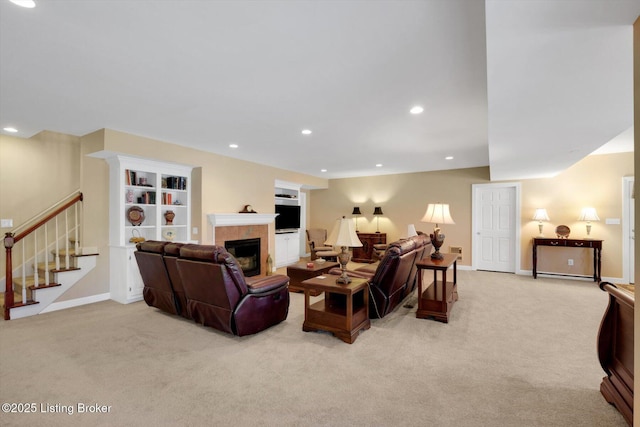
left=533, top=242, right=538, bottom=279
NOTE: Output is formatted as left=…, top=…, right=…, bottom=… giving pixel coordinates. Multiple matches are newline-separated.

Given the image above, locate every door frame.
left=622, top=176, right=634, bottom=284
left=471, top=182, right=522, bottom=273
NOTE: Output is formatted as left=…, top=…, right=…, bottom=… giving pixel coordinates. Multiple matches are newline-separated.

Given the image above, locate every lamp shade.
left=325, top=217, right=363, bottom=247
left=420, top=203, right=455, bottom=225
left=373, top=207, right=383, bottom=216
left=532, top=208, right=550, bottom=221
left=352, top=207, right=361, bottom=215
left=578, top=207, right=600, bottom=222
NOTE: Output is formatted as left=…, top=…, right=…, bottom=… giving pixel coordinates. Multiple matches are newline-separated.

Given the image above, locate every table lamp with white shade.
left=532, top=208, right=550, bottom=236
left=420, top=203, right=455, bottom=260
left=578, top=207, right=599, bottom=238
left=325, top=216, right=363, bottom=284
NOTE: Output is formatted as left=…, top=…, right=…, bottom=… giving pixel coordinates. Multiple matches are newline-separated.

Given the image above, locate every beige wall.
left=310, top=167, right=490, bottom=265
left=310, top=152, right=633, bottom=279
left=0, top=131, right=81, bottom=228
left=521, top=152, right=632, bottom=278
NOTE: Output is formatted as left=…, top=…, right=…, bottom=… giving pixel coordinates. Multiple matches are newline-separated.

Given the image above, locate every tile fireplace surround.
left=208, top=214, right=278, bottom=276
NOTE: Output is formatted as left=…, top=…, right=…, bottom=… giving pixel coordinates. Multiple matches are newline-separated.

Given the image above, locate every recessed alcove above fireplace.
left=208, top=213, right=278, bottom=276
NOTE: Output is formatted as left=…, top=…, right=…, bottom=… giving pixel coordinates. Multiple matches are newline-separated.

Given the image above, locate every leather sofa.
left=332, top=233, right=432, bottom=318
left=176, top=244, right=290, bottom=336
left=135, top=241, right=290, bottom=336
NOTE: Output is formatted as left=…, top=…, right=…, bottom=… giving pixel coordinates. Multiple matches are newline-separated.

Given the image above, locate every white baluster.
left=22, top=241, right=26, bottom=303
left=74, top=203, right=79, bottom=255
left=65, top=210, right=70, bottom=269
left=44, top=223, right=50, bottom=286
left=33, top=231, right=39, bottom=289
left=55, top=216, right=60, bottom=270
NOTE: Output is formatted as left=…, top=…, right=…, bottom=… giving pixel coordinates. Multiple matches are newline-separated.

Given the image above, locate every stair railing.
left=3, top=191, right=83, bottom=320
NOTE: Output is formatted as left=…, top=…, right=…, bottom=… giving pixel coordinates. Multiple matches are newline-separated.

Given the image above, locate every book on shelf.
left=164, top=176, right=187, bottom=190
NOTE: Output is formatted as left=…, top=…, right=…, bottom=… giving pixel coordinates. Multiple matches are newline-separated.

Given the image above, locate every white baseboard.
left=40, top=292, right=111, bottom=314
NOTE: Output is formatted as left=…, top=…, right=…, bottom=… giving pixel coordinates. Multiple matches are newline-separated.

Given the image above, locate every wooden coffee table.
left=286, top=260, right=339, bottom=296
left=301, top=276, right=370, bottom=344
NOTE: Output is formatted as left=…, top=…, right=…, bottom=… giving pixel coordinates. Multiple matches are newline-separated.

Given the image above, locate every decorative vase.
left=164, top=210, right=175, bottom=225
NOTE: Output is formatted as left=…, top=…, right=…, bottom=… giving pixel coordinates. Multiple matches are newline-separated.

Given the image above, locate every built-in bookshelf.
left=106, top=155, right=193, bottom=304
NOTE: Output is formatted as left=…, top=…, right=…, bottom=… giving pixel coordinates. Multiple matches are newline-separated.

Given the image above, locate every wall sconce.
left=532, top=208, right=550, bottom=237
left=352, top=207, right=361, bottom=232
left=373, top=207, right=384, bottom=233
left=421, top=203, right=455, bottom=259
left=578, top=207, right=599, bottom=238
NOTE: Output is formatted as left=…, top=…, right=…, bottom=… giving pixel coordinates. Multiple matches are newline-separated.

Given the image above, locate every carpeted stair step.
left=13, top=276, right=61, bottom=300
left=36, top=261, right=80, bottom=273
left=51, top=248, right=77, bottom=258
left=0, top=291, right=38, bottom=310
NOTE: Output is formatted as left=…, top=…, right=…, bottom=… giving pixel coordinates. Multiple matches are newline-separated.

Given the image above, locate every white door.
left=473, top=184, right=519, bottom=273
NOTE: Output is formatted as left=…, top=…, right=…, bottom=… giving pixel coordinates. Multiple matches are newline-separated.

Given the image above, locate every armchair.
left=306, top=228, right=339, bottom=261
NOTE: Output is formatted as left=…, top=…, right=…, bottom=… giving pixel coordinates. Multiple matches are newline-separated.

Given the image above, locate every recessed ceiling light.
left=320, top=169, right=327, bottom=173
left=3, top=127, right=18, bottom=133
left=229, top=143, right=238, bottom=148
left=375, top=164, right=383, bottom=168
left=445, top=156, right=453, bottom=160
left=10, top=0, right=36, bottom=8
left=410, top=106, right=424, bottom=114
left=301, top=129, right=312, bottom=135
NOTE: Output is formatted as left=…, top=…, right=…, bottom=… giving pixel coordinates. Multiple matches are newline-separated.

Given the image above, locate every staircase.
left=3, top=192, right=98, bottom=320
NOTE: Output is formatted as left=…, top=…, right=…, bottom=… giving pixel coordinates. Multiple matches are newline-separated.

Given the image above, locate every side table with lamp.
left=301, top=217, right=370, bottom=343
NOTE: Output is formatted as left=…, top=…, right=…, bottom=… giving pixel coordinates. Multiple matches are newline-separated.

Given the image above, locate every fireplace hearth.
left=225, top=238, right=261, bottom=277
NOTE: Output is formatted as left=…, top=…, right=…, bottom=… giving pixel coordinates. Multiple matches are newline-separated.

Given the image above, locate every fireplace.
left=225, top=238, right=261, bottom=277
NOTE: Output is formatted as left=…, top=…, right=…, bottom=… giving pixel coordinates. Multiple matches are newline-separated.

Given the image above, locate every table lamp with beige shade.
left=420, top=203, right=455, bottom=260
left=325, top=216, right=363, bottom=284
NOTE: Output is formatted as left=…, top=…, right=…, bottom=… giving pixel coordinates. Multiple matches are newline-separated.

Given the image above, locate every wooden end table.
left=301, top=276, right=370, bottom=344
left=416, top=253, right=458, bottom=323
left=286, top=260, right=340, bottom=296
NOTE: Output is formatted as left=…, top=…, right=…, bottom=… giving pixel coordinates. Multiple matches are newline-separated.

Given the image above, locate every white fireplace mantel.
left=208, top=213, right=278, bottom=242
left=208, top=213, right=278, bottom=227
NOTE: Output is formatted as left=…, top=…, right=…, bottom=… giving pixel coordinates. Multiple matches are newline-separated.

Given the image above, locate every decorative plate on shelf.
left=162, top=229, right=176, bottom=241
left=127, top=206, right=145, bottom=226
left=555, top=225, right=570, bottom=238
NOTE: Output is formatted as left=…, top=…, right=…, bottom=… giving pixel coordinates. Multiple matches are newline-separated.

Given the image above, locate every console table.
left=352, top=232, right=386, bottom=263
left=532, top=238, right=602, bottom=282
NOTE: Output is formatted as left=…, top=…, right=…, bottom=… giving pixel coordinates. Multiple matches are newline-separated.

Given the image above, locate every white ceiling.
left=0, top=0, right=637, bottom=180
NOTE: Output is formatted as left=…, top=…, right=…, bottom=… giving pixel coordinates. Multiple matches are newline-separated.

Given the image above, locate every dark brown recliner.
left=177, top=244, right=290, bottom=336
left=135, top=240, right=180, bottom=315
left=163, top=242, right=190, bottom=319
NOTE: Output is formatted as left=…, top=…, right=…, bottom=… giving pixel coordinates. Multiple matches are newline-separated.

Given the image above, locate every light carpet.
left=0, top=270, right=627, bottom=426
